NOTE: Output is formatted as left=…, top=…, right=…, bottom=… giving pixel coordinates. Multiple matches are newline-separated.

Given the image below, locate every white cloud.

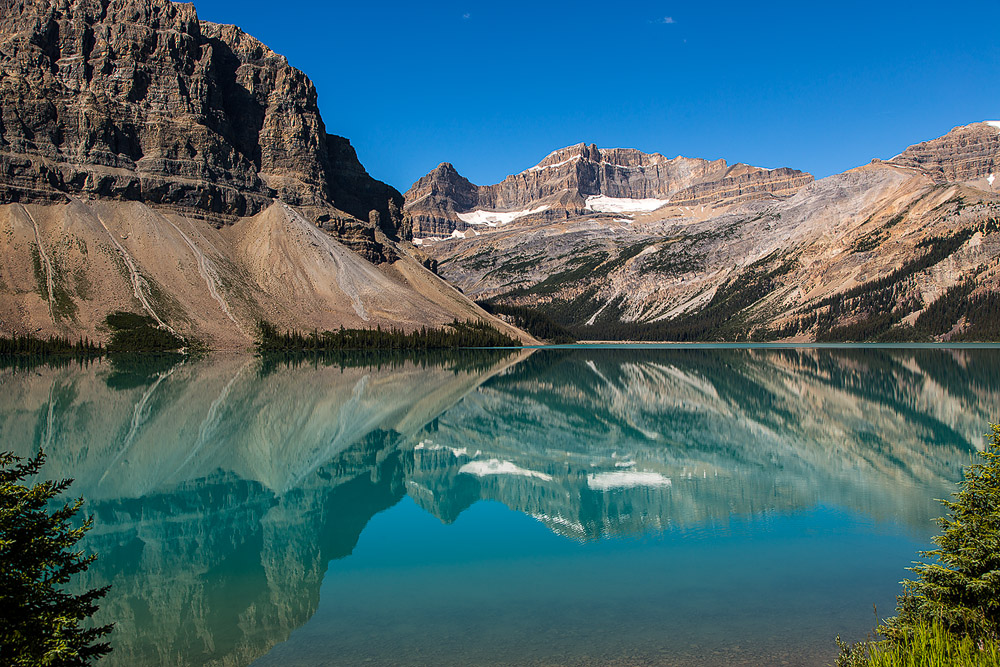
left=661, top=16, right=676, bottom=24
left=462, top=12, right=471, bottom=19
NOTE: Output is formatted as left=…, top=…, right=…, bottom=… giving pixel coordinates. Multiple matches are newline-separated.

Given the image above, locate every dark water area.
left=2, top=346, right=998, bottom=666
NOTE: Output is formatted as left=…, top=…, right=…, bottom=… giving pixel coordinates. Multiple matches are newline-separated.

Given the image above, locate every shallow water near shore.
left=2, top=346, right=996, bottom=666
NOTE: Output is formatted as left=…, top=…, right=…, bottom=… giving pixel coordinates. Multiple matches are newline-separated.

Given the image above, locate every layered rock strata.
left=404, top=142, right=813, bottom=237
left=0, top=0, right=403, bottom=258
left=889, top=121, right=1000, bottom=184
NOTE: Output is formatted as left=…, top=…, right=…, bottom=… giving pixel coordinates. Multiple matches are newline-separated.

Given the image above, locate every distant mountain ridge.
left=416, top=121, right=1000, bottom=342
left=404, top=142, right=813, bottom=238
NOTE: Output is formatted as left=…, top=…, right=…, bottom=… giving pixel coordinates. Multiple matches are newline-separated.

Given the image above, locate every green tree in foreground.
left=0, top=451, right=112, bottom=666
left=838, top=425, right=1000, bottom=665
left=887, top=424, right=1000, bottom=641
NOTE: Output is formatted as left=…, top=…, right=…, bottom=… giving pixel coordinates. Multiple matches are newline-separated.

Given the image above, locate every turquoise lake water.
left=2, top=346, right=997, bottom=666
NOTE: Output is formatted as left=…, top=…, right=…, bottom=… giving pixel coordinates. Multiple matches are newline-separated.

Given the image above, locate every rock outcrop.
left=889, top=121, right=1000, bottom=184
left=405, top=162, right=480, bottom=237
left=0, top=0, right=403, bottom=257
left=404, top=142, right=813, bottom=237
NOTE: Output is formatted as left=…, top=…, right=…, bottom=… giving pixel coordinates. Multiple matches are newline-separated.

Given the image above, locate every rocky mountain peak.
left=403, top=162, right=479, bottom=235
left=532, top=142, right=602, bottom=167
left=404, top=142, right=813, bottom=237
left=0, top=0, right=403, bottom=257
left=426, top=162, right=467, bottom=182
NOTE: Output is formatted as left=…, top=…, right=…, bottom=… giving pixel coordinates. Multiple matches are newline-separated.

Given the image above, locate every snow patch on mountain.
left=527, top=156, right=581, bottom=172
left=457, top=205, right=550, bottom=226
left=585, top=195, right=669, bottom=213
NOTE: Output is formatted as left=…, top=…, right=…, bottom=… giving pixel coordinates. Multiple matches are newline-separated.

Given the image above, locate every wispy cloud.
left=462, top=12, right=471, bottom=19
left=660, top=16, right=676, bottom=24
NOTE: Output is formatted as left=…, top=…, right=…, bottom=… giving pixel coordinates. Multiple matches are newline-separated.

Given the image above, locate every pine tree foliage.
left=475, top=301, right=576, bottom=343
left=104, top=311, right=184, bottom=353
left=0, top=334, right=103, bottom=358
left=0, top=451, right=112, bottom=666
left=886, top=424, right=1000, bottom=641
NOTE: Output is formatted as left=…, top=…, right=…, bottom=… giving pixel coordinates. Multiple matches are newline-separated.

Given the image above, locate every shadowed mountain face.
left=0, top=0, right=402, bottom=232
left=2, top=347, right=995, bottom=665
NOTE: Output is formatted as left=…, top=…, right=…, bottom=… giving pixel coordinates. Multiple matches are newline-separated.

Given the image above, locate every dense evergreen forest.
left=104, top=312, right=186, bottom=353
left=0, top=333, right=103, bottom=357
left=0, top=311, right=184, bottom=363
left=474, top=302, right=576, bottom=343
left=482, top=229, right=1000, bottom=343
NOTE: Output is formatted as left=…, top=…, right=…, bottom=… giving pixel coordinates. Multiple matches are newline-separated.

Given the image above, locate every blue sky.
left=192, top=1, right=1000, bottom=192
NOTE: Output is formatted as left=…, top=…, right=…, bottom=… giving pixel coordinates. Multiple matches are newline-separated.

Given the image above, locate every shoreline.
left=542, top=340, right=1000, bottom=349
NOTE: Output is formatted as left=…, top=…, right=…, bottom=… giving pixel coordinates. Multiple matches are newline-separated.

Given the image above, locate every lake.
left=2, top=346, right=996, bottom=666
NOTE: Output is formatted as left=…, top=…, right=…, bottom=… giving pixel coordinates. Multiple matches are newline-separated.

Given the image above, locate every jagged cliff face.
left=0, top=0, right=532, bottom=346
left=0, top=0, right=401, bottom=235
left=404, top=142, right=813, bottom=237
left=423, top=123, right=1000, bottom=341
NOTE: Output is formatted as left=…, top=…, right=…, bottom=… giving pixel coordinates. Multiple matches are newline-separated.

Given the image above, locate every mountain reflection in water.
left=1, top=347, right=995, bottom=667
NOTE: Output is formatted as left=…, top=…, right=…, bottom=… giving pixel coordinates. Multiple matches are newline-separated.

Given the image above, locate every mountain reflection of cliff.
left=407, top=348, right=997, bottom=541
left=0, top=347, right=995, bottom=666
left=1, top=351, right=522, bottom=667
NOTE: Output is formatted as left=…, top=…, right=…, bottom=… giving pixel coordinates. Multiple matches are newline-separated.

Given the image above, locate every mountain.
left=411, top=123, right=1000, bottom=342
left=404, top=143, right=813, bottom=238
left=0, top=0, right=529, bottom=347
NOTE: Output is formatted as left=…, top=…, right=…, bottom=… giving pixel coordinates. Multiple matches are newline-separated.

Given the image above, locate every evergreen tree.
left=886, top=424, right=1000, bottom=640
left=0, top=451, right=113, bottom=665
